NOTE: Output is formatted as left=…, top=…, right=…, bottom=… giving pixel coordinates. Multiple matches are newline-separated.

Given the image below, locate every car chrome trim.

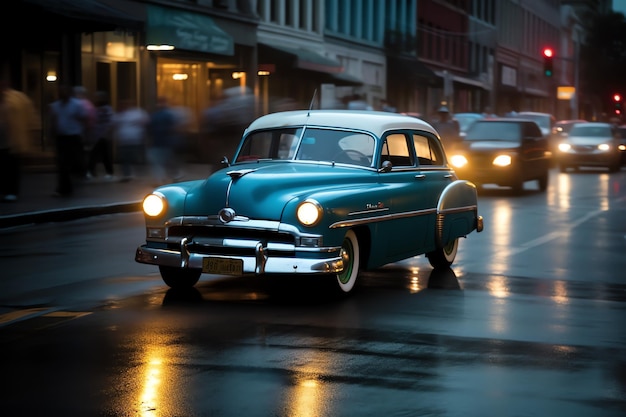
left=330, top=207, right=436, bottom=229
left=136, top=246, right=345, bottom=275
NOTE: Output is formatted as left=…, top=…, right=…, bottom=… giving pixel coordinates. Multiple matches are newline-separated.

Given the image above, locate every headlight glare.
left=558, top=143, right=571, bottom=152
left=143, top=193, right=166, bottom=217
left=493, top=154, right=512, bottom=166
left=598, top=143, right=610, bottom=151
left=449, top=154, right=468, bottom=168
left=297, top=200, right=322, bottom=226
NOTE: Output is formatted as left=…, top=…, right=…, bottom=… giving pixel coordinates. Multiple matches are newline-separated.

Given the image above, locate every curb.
left=0, top=201, right=142, bottom=230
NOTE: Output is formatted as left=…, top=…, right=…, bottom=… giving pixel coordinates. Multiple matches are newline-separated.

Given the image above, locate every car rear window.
left=465, top=122, right=521, bottom=141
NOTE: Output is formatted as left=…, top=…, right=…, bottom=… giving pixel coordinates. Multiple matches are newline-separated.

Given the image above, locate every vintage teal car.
left=135, top=110, right=484, bottom=294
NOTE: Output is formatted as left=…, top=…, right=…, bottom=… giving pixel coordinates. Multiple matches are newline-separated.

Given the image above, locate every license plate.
left=202, top=257, right=243, bottom=275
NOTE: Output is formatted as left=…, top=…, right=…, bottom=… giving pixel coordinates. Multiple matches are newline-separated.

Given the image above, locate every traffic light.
left=614, top=94, right=622, bottom=115
left=542, top=48, right=554, bottom=77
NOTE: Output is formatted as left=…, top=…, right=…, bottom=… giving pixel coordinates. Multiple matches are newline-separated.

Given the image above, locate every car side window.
left=380, top=133, right=414, bottom=168
left=413, top=134, right=444, bottom=166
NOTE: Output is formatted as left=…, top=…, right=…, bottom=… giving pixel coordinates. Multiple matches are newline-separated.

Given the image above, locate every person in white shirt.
left=111, top=99, right=149, bottom=181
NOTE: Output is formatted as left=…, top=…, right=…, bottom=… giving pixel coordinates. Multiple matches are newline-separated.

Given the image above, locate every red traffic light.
left=614, top=94, right=622, bottom=102
left=542, top=48, right=554, bottom=58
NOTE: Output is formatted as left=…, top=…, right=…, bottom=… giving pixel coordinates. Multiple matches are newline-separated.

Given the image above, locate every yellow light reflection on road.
left=490, top=201, right=513, bottom=274
left=547, top=173, right=572, bottom=209
left=139, top=348, right=165, bottom=417
left=409, top=266, right=422, bottom=293
left=285, top=374, right=332, bottom=417
left=487, top=275, right=510, bottom=334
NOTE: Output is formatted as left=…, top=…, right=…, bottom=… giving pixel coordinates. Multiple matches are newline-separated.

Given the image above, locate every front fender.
left=435, top=180, right=483, bottom=246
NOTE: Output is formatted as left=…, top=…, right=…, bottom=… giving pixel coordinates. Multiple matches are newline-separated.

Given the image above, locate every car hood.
left=182, top=162, right=373, bottom=220
left=456, top=140, right=520, bottom=151
left=565, top=136, right=613, bottom=145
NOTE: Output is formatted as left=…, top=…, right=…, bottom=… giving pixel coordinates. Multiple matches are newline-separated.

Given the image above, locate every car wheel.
left=159, top=265, right=202, bottom=289
left=538, top=171, right=548, bottom=191
left=336, top=230, right=360, bottom=294
left=426, top=238, right=458, bottom=268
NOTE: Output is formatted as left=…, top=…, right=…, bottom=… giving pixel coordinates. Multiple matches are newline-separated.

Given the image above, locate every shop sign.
left=147, top=5, right=234, bottom=55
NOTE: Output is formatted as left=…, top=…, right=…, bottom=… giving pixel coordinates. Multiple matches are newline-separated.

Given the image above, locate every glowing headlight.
left=449, top=155, right=468, bottom=168
left=297, top=200, right=322, bottom=227
left=143, top=193, right=166, bottom=217
left=598, top=143, right=610, bottom=151
left=558, top=143, right=571, bottom=152
left=493, top=154, right=512, bottom=166
left=618, top=144, right=626, bottom=151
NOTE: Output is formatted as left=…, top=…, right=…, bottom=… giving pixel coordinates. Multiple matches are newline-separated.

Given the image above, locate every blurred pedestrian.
left=49, top=84, right=89, bottom=196
left=147, top=96, right=184, bottom=184
left=86, top=91, right=115, bottom=179
left=73, top=86, right=96, bottom=177
left=0, top=80, right=38, bottom=202
left=431, top=105, right=460, bottom=150
left=111, top=98, right=148, bottom=181
left=347, top=94, right=372, bottom=110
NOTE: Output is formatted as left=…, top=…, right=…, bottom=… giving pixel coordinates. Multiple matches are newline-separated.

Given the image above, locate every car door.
left=376, top=131, right=437, bottom=259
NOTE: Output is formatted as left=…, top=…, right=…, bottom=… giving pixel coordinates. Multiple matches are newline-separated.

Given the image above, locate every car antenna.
left=307, top=88, right=318, bottom=116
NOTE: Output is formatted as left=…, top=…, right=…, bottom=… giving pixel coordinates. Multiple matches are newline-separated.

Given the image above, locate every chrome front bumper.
left=135, top=244, right=345, bottom=275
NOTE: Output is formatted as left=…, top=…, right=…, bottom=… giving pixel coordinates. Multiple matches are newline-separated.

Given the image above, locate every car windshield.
left=236, top=127, right=376, bottom=167
left=465, top=122, right=521, bottom=141
left=517, top=114, right=549, bottom=128
left=569, top=125, right=611, bottom=137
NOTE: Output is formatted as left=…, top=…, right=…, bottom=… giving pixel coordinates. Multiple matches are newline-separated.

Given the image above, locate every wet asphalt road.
left=0, top=167, right=625, bottom=416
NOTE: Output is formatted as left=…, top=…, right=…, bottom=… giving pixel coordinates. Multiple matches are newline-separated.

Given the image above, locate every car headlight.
left=558, top=143, right=571, bottom=152
left=493, top=154, right=512, bottom=166
left=598, top=143, right=610, bottom=151
left=619, top=144, right=626, bottom=151
left=297, top=199, right=323, bottom=227
left=449, top=154, right=468, bottom=168
left=143, top=193, right=166, bottom=217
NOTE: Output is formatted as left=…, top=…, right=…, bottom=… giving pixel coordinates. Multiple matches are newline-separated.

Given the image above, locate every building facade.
left=0, top=0, right=609, bottom=165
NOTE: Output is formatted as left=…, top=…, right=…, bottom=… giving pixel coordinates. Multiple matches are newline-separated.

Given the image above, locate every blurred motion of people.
left=0, top=80, right=38, bottom=202
left=111, top=98, right=148, bottom=182
left=380, top=99, right=397, bottom=112
left=431, top=105, right=460, bottom=150
left=201, top=86, right=255, bottom=161
left=86, top=91, right=115, bottom=179
left=49, top=84, right=89, bottom=197
left=147, top=96, right=185, bottom=184
left=74, top=86, right=96, bottom=174
left=347, top=94, right=372, bottom=110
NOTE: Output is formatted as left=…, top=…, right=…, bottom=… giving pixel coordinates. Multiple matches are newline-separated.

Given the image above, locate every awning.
left=21, top=0, right=142, bottom=31
left=259, top=43, right=344, bottom=74
left=387, top=55, right=438, bottom=84
left=435, top=70, right=489, bottom=90
left=146, top=5, right=234, bottom=55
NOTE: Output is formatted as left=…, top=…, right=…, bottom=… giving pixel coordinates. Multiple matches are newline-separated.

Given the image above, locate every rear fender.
left=435, top=180, right=482, bottom=246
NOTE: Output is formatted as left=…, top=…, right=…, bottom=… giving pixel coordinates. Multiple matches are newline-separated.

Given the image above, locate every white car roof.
left=244, top=110, right=438, bottom=138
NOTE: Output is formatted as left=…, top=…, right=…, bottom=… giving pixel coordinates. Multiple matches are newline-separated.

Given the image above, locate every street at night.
left=1, top=167, right=625, bottom=416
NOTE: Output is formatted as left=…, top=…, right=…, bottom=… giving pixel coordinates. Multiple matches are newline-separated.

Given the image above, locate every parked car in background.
left=554, top=119, right=588, bottom=137
left=513, top=111, right=556, bottom=138
left=453, top=112, right=485, bottom=138
left=136, top=110, right=484, bottom=295
left=556, top=122, right=623, bottom=172
left=448, top=118, right=550, bottom=194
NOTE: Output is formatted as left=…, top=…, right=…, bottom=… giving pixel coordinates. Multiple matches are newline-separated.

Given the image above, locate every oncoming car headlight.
left=493, top=154, right=512, bottom=167
left=143, top=193, right=166, bottom=217
left=558, top=143, right=572, bottom=152
left=597, top=143, right=610, bottom=151
left=449, top=154, right=468, bottom=168
left=297, top=199, right=323, bottom=227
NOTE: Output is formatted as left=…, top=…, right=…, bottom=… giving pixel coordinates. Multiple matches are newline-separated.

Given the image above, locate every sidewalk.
left=0, top=163, right=216, bottom=229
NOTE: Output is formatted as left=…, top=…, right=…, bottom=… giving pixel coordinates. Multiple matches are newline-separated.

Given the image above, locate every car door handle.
left=443, top=174, right=454, bottom=178
left=415, top=174, right=426, bottom=179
